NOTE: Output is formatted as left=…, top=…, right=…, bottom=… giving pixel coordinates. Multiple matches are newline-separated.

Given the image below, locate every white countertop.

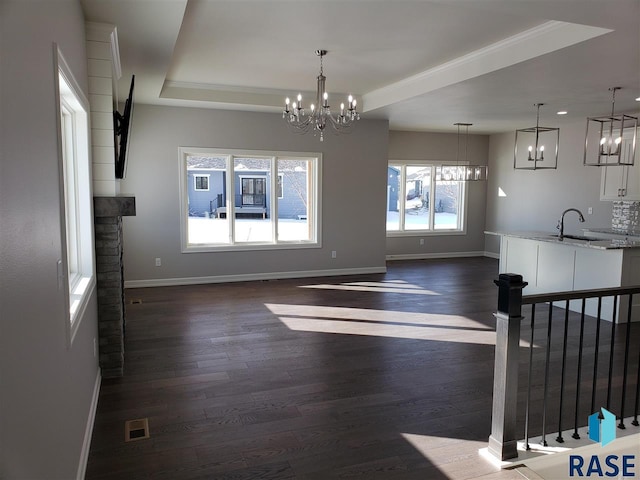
left=583, top=227, right=640, bottom=237
left=485, top=230, right=640, bottom=250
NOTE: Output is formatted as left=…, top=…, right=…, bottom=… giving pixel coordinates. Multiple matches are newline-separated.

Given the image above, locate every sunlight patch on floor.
left=512, top=433, right=640, bottom=480
left=480, top=424, right=640, bottom=479
left=402, top=433, right=500, bottom=478
left=265, top=303, right=511, bottom=344
left=299, top=279, right=442, bottom=295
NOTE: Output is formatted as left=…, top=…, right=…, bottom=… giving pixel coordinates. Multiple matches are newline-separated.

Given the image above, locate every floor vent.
left=124, top=418, right=149, bottom=442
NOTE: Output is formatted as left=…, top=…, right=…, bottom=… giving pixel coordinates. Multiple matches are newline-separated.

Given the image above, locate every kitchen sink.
left=550, top=234, right=595, bottom=241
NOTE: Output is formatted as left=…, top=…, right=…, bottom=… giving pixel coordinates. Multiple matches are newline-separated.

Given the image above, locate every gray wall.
left=387, top=130, right=490, bottom=256
left=120, top=104, right=389, bottom=283
left=0, top=1, right=100, bottom=478
left=484, top=119, right=613, bottom=255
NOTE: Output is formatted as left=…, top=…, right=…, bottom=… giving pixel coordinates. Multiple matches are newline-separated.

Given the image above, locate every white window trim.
left=193, top=173, right=210, bottom=191
left=54, top=45, right=96, bottom=346
left=386, top=161, right=468, bottom=237
left=179, top=147, right=322, bottom=252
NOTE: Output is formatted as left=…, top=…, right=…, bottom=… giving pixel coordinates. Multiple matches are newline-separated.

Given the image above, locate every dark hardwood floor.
left=85, top=257, right=636, bottom=479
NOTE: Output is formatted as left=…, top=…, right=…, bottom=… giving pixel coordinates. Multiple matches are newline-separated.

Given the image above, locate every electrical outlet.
left=155, top=257, right=162, bottom=267
left=588, top=207, right=593, bottom=215
left=419, top=238, right=425, bottom=245
left=331, top=250, right=337, bottom=258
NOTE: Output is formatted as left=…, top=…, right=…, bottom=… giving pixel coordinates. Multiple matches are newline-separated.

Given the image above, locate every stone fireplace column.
left=94, top=197, right=135, bottom=378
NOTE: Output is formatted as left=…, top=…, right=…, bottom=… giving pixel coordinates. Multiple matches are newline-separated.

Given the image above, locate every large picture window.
left=180, top=148, right=321, bottom=251
left=386, top=162, right=466, bottom=234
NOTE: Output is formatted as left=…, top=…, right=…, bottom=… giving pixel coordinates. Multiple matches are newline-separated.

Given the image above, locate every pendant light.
left=436, top=123, right=488, bottom=181
left=514, top=103, right=559, bottom=170
left=584, top=87, right=637, bottom=166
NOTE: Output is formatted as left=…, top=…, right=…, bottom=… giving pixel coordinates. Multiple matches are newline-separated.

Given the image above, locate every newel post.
left=488, top=273, right=528, bottom=461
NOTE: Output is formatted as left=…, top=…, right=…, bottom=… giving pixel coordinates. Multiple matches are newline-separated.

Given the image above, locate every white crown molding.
left=362, top=21, right=612, bottom=113
left=160, top=80, right=362, bottom=109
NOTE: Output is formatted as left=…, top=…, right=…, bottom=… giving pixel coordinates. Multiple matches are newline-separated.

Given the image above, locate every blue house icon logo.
left=588, top=407, right=616, bottom=447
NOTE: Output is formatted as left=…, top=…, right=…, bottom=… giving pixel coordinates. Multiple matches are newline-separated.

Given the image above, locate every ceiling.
left=81, top=0, right=640, bottom=134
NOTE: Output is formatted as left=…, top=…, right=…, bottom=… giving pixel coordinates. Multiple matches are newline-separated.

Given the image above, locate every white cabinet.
left=498, top=235, right=638, bottom=322
left=600, top=160, right=640, bottom=201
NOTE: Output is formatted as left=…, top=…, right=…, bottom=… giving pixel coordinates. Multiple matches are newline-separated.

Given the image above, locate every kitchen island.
left=487, top=231, right=640, bottom=322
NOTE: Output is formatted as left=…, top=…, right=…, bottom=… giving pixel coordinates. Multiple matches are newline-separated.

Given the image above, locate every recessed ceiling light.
left=557, top=111, right=568, bottom=115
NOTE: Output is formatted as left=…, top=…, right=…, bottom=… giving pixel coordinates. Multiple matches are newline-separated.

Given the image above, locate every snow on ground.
left=188, top=210, right=458, bottom=245
left=188, top=217, right=310, bottom=244
left=386, top=211, right=458, bottom=230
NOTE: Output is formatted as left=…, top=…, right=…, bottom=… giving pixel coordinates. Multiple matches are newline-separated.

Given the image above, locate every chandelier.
left=584, top=87, right=637, bottom=167
left=436, top=123, right=488, bottom=181
left=283, top=50, right=360, bottom=141
left=514, top=103, right=559, bottom=170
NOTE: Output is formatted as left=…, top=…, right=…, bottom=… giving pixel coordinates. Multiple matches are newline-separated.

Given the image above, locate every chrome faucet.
left=557, top=208, right=585, bottom=240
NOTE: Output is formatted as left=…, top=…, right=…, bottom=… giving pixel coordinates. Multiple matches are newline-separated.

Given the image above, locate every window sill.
left=387, top=230, right=467, bottom=237
left=182, top=241, right=321, bottom=254
left=69, top=275, right=95, bottom=346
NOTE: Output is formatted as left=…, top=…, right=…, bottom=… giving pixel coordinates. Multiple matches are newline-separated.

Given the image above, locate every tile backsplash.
left=612, top=201, right=640, bottom=233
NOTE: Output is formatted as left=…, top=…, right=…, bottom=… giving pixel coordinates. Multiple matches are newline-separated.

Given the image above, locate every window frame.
left=54, top=45, right=96, bottom=346
left=386, top=161, right=468, bottom=236
left=179, top=147, right=322, bottom=252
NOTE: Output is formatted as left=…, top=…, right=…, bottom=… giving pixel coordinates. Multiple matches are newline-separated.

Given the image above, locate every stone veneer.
left=94, top=196, right=135, bottom=378
left=612, top=201, right=640, bottom=235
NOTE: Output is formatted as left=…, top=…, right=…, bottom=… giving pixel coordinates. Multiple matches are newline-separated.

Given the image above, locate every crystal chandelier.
left=283, top=50, right=360, bottom=141
left=436, top=123, right=488, bottom=181
left=584, top=87, right=637, bottom=167
left=514, top=103, right=559, bottom=170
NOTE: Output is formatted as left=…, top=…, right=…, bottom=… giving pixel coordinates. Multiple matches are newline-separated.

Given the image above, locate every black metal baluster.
left=541, top=302, right=553, bottom=447
left=556, top=300, right=570, bottom=443
left=618, top=294, right=634, bottom=429
left=524, top=303, right=536, bottom=450
left=606, top=295, right=618, bottom=411
left=572, top=298, right=587, bottom=439
left=632, top=327, right=640, bottom=427
left=591, top=297, right=603, bottom=415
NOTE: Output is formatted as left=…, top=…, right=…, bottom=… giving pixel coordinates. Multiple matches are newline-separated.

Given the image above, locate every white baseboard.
left=484, top=251, right=500, bottom=259
left=125, top=266, right=387, bottom=288
left=386, top=251, right=486, bottom=261
left=77, top=369, right=101, bottom=480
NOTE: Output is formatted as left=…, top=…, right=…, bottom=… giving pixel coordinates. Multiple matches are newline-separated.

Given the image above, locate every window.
left=386, top=162, right=466, bottom=234
left=55, top=47, right=95, bottom=343
left=240, top=176, right=266, bottom=205
left=180, top=148, right=321, bottom=251
left=277, top=174, right=284, bottom=199
left=194, top=174, right=209, bottom=191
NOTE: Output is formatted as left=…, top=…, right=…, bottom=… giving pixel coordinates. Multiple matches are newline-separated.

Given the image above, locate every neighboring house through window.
left=386, top=162, right=466, bottom=234
left=180, top=147, right=321, bottom=251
